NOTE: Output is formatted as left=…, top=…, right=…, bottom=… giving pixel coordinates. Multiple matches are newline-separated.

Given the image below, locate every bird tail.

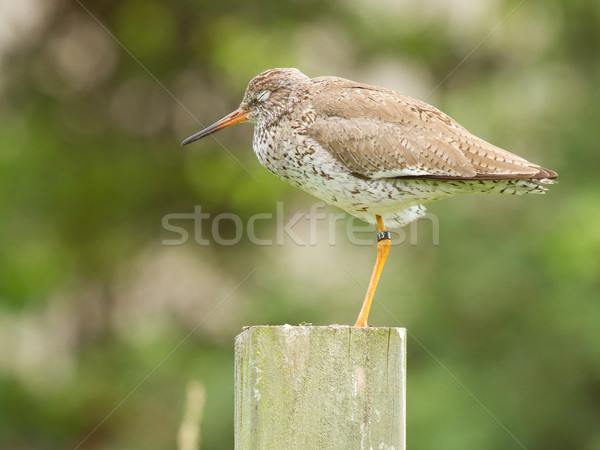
left=475, top=178, right=557, bottom=195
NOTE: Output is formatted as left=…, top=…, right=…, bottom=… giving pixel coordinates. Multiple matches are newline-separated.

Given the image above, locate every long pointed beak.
left=181, top=109, right=250, bottom=146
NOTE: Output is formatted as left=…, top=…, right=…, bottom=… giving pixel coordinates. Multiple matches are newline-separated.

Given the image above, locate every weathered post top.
left=235, top=325, right=406, bottom=450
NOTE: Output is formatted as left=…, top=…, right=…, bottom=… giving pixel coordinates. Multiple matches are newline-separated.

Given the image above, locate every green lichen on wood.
left=235, top=325, right=406, bottom=450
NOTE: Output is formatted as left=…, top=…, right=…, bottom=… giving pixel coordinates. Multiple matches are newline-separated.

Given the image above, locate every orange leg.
left=354, top=215, right=391, bottom=327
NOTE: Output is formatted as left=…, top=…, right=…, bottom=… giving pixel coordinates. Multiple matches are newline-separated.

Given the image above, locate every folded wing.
left=306, top=79, right=557, bottom=181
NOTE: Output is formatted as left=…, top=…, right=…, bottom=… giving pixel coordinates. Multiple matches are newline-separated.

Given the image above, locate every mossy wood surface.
left=235, top=325, right=406, bottom=449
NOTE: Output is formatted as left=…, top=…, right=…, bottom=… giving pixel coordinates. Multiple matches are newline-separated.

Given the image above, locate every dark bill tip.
left=181, top=131, right=208, bottom=146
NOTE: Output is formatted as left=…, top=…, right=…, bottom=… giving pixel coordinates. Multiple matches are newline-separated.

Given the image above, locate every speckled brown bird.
left=182, top=68, right=557, bottom=327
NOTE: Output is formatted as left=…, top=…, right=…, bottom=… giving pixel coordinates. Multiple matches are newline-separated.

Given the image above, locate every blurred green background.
left=1, top=0, right=598, bottom=448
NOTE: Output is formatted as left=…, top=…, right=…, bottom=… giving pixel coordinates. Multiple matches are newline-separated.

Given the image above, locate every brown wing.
left=306, top=78, right=557, bottom=180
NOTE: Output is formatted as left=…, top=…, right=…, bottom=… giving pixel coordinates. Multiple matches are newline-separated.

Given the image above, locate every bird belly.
left=254, top=135, right=439, bottom=220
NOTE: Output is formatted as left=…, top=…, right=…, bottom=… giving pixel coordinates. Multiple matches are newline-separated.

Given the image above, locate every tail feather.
left=473, top=178, right=554, bottom=195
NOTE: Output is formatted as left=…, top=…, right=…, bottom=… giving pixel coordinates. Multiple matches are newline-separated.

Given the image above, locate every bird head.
left=181, top=68, right=309, bottom=146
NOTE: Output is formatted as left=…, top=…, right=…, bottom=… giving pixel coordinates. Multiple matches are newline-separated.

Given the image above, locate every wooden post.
left=235, top=325, right=406, bottom=449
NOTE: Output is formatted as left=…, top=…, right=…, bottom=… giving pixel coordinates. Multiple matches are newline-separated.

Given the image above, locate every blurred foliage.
left=0, top=0, right=598, bottom=448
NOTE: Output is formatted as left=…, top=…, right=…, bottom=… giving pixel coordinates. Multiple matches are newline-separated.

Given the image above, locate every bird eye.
left=256, top=90, right=271, bottom=102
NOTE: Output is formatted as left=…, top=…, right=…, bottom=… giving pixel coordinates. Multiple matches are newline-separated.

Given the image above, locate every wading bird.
left=182, top=68, right=557, bottom=327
